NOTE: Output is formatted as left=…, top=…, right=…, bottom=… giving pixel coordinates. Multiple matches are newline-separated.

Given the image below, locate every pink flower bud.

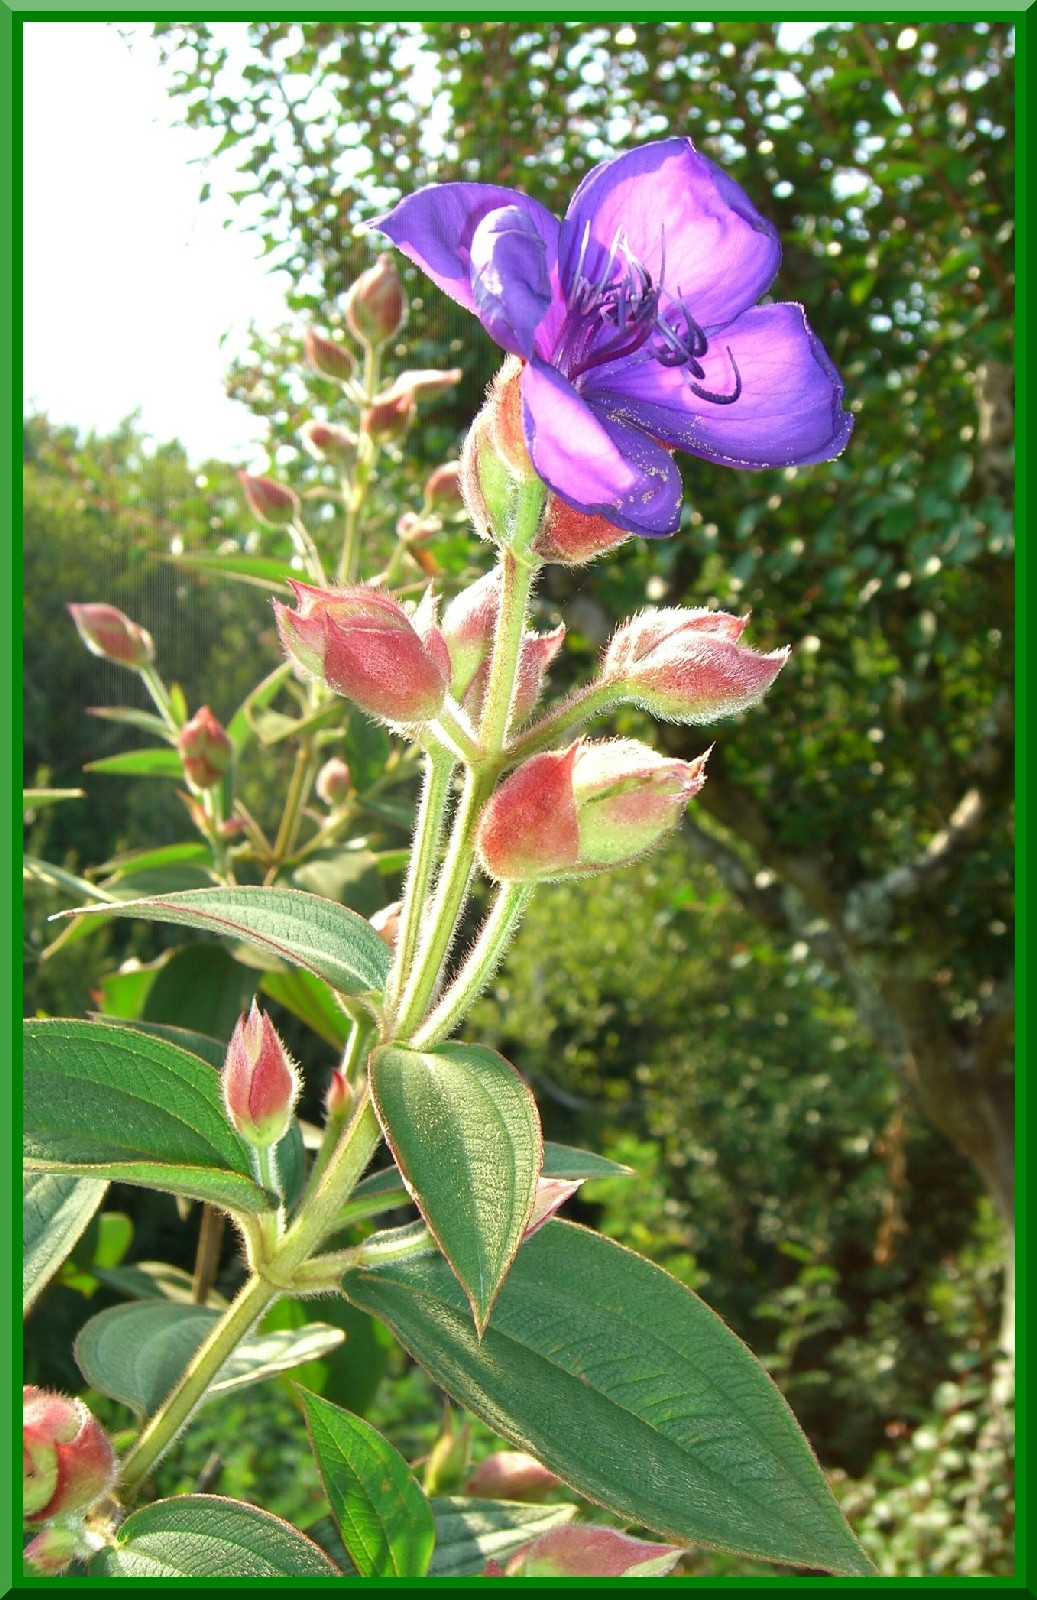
left=222, top=1001, right=300, bottom=1148
left=362, top=388, right=416, bottom=443
left=503, top=1526, right=683, bottom=1578
left=344, top=253, right=407, bottom=345
left=601, top=608, right=788, bottom=723
left=523, top=1176, right=584, bottom=1239
left=382, top=368, right=463, bottom=403
left=239, top=471, right=301, bottom=528
left=177, top=706, right=233, bottom=791
left=423, top=461, right=464, bottom=512
left=301, top=420, right=357, bottom=468
left=274, top=581, right=451, bottom=724
left=23, top=1387, right=116, bottom=1524
left=440, top=571, right=564, bottom=725
left=325, top=1067, right=353, bottom=1119
left=23, top=1525, right=81, bottom=1576
left=304, top=327, right=356, bottom=383
left=67, top=603, right=154, bottom=669
left=369, top=900, right=402, bottom=949
left=476, top=739, right=708, bottom=883
left=465, top=1450, right=561, bottom=1503
left=532, top=495, right=633, bottom=565
left=315, top=757, right=353, bottom=807
left=460, top=360, right=539, bottom=544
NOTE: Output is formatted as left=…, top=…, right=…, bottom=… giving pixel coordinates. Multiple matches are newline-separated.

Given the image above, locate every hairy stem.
left=385, top=747, right=457, bottom=1022
left=412, top=882, right=534, bottom=1048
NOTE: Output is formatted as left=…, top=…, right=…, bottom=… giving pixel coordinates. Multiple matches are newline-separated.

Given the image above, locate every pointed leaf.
left=259, top=967, right=353, bottom=1050
left=344, top=1221, right=874, bottom=1576
left=75, top=1301, right=345, bottom=1415
left=298, top=1388, right=435, bottom=1578
left=91, top=1496, right=342, bottom=1576
left=84, top=747, right=184, bottom=777
left=24, top=1018, right=272, bottom=1213
left=23, top=1172, right=108, bottom=1315
left=428, top=1497, right=577, bottom=1578
left=171, top=548, right=298, bottom=591
left=370, top=1042, right=541, bottom=1331
left=62, top=886, right=391, bottom=999
left=542, top=1141, right=634, bottom=1180
left=87, top=705, right=177, bottom=741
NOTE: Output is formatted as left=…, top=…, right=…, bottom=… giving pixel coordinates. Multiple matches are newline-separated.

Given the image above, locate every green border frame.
left=7, top=6, right=1025, bottom=1595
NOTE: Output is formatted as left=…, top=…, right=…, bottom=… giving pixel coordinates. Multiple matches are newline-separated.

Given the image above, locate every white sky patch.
left=23, top=21, right=294, bottom=466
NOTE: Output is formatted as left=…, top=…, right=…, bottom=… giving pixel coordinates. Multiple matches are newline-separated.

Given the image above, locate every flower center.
left=558, top=225, right=742, bottom=407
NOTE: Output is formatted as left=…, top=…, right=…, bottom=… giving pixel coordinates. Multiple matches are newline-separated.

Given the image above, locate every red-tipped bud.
left=177, top=706, right=232, bottom=791
left=222, top=1001, right=300, bottom=1149
left=67, top=603, right=154, bottom=669
left=532, top=495, right=633, bottom=566
left=382, top=368, right=463, bottom=404
left=23, top=1525, right=82, bottom=1576
left=502, top=1526, right=684, bottom=1578
left=523, top=1176, right=583, bottom=1239
left=440, top=571, right=564, bottom=726
left=344, top=253, right=407, bottom=345
left=274, top=581, right=451, bottom=724
left=304, top=327, right=356, bottom=383
left=476, top=739, right=708, bottom=883
left=362, top=388, right=416, bottom=444
left=423, top=461, right=464, bottom=513
left=369, top=900, right=402, bottom=950
left=315, top=757, right=353, bottom=807
left=465, top=1450, right=561, bottom=1503
left=23, top=1387, right=117, bottom=1524
left=325, top=1067, right=353, bottom=1119
left=601, top=608, right=788, bottom=723
left=301, top=420, right=357, bottom=469
left=239, top=472, right=301, bottom=528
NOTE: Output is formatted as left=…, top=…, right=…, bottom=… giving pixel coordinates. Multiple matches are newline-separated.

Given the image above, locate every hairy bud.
left=239, top=472, right=301, bottom=529
left=274, top=581, right=451, bottom=724
left=440, top=571, right=563, bottom=726
left=23, top=1387, right=116, bottom=1524
left=499, top=1526, right=683, bottom=1579
left=67, top=603, right=154, bottom=669
left=314, top=757, right=353, bottom=807
left=423, top=461, right=464, bottom=513
left=466, top=1450, right=561, bottom=1503
left=601, top=609, right=788, bottom=723
left=344, top=253, right=406, bottom=345
left=177, top=706, right=232, bottom=791
left=304, top=327, right=356, bottom=383
left=532, top=495, right=633, bottom=566
left=301, top=420, right=357, bottom=469
left=476, top=739, right=708, bottom=883
left=222, top=1001, right=300, bottom=1149
left=369, top=900, right=402, bottom=950
left=362, top=388, right=416, bottom=444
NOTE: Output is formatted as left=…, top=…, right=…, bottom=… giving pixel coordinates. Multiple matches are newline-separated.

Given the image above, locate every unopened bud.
left=325, top=1067, right=353, bottom=1119
left=222, top=1001, right=300, bottom=1149
left=601, top=609, right=788, bottom=723
left=304, top=327, right=356, bottom=383
left=23, top=1387, right=116, bottom=1524
left=68, top=603, right=154, bottom=669
left=369, top=900, right=402, bottom=950
left=532, top=495, right=633, bottom=566
left=440, top=571, right=563, bottom=726
left=23, top=1526, right=82, bottom=1576
left=315, top=757, right=352, bottom=807
left=523, top=1176, right=583, bottom=1239
left=466, top=1450, right=561, bottom=1503
left=177, top=706, right=232, bottom=791
left=274, top=581, right=451, bottom=725
left=239, top=472, right=301, bottom=528
left=460, top=359, right=541, bottom=548
left=423, top=461, right=464, bottom=513
left=344, top=253, right=406, bottom=346
left=362, top=388, right=415, bottom=444
left=476, top=739, right=708, bottom=883
left=301, top=420, right=357, bottom=469
left=423, top=1414, right=471, bottom=1496
left=381, top=368, right=463, bottom=403
left=502, top=1526, right=683, bottom=1579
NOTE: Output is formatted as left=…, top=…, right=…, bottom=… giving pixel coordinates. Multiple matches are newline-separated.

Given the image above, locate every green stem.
left=478, top=547, right=541, bottom=754
left=276, top=1090, right=382, bottom=1276
left=385, top=747, right=456, bottom=1022
left=337, top=345, right=382, bottom=586
left=264, top=742, right=316, bottom=884
left=117, top=1270, right=281, bottom=1500
left=503, top=682, right=625, bottom=766
left=412, top=882, right=533, bottom=1048
left=304, top=1020, right=371, bottom=1197
left=289, top=517, right=326, bottom=585
left=138, top=665, right=181, bottom=734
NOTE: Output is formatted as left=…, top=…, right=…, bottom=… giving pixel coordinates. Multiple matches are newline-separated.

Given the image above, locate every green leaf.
left=99, top=841, right=210, bottom=877
left=84, top=747, right=184, bottom=777
left=23, top=1172, right=108, bottom=1316
left=22, top=787, right=85, bottom=811
left=64, top=886, right=391, bottom=1000
left=542, top=1141, right=634, bottom=1180
left=86, top=705, right=177, bottom=741
left=91, top=1496, right=342, bottom=1576
left=370, top=1042, right=541, bottom=1331
left=428, top=1496, right=577, bottom=1578
left=292, top=847, right=384, bottom=916
left=226, top=661, right=294, bottom=751
left=259, top=966, right=353, bottom=1050
left=75, top=1301, right=345, bottom=1415
left=171, top=548, right=298, bottom=591
left=345, top=1221, right=874, bottom=1576
left=94, top=1260, right=227, bottom=1306
left=298, top=1388, right=435, bottom=1578
left=24, top=1018, right=272, bottom=1214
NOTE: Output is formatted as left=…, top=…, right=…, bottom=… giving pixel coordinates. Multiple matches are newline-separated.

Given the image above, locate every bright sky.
left=23, top=21, right=294, bottom=467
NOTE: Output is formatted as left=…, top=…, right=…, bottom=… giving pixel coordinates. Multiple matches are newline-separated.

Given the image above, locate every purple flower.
left=377, top=138, right=853, bottom=537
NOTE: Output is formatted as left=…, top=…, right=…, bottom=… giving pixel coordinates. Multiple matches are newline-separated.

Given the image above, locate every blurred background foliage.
left=23, top=19, right=1013, bottom=1576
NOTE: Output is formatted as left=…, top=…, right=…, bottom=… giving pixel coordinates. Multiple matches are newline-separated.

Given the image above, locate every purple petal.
left=469, top=206, right=554, bottom=359
left=521, top=361, right=682, bottom=536
left=376, top=184, right=560, bottom=319
left=591, top=302, right=854, bottom=469
left=560, top=138, right=781, bottom=331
